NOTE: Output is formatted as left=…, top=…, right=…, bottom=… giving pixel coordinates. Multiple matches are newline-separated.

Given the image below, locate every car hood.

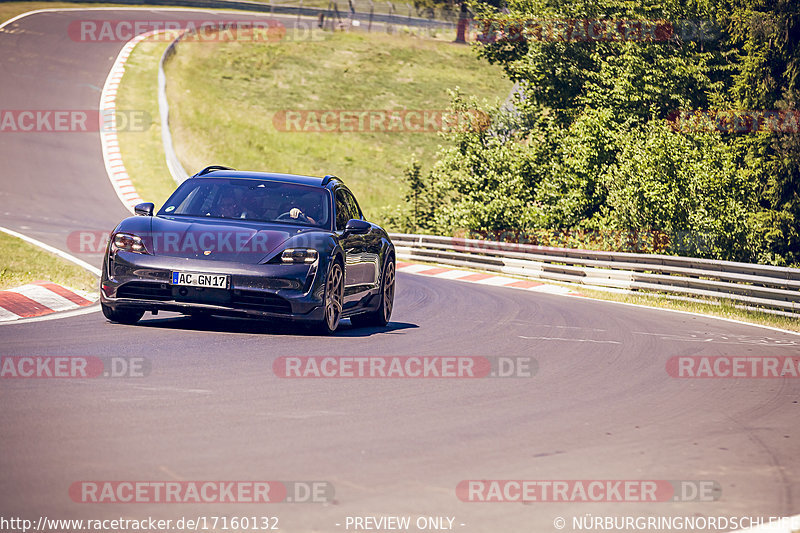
left=139, top=216, right=319, bottom=264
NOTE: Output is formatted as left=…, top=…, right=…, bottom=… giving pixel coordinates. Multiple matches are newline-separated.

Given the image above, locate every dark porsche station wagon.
left=100, top=166, right=396, bottom=334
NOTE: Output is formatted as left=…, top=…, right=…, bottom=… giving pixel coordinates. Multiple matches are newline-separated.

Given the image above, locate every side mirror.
left=134, top=202, right=154, bottom=217
left=343, top=218, right=370, bottom=235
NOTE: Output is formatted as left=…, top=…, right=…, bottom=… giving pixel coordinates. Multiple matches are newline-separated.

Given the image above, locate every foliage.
left=402, top=0, right=800, bottom=266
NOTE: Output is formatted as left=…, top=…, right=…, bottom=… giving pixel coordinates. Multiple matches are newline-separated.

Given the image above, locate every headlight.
left=111, top=232, right=149, bottom=254
left=281, top=248, right=318, bottom=263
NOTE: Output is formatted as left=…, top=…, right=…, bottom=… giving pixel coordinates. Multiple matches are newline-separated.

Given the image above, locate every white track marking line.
left=519, top=335, right=621, bottom=344
left=0, top=226, right=101, bottom=276
left=529, top=284, right=574, bottom=294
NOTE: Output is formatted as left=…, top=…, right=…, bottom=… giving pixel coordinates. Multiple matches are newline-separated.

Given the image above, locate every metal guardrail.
left=390, top=233, right=800, bottom=315
left=158, top=31, right=190, bottom=184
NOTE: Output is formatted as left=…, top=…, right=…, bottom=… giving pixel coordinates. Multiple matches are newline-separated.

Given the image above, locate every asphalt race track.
left=1, top=10, right=799, bottom=533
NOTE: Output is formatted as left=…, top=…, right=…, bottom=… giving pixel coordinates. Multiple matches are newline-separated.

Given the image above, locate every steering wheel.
left=277, top=211, right=309, bottom=222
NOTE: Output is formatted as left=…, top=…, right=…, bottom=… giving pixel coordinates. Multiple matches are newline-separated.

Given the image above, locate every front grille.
left=116, top=282, right=292, bottom=315
left=231, top=290, right=292, bottom=314
left=117, top=282, right=172, bottom=300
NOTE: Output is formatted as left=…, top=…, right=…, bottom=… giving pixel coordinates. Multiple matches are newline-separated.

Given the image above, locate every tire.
left=315, top=260, right=344, bottom=334
left=101, top=303, right=144, bottom=325
left=350, top=256, right=395, bottom=328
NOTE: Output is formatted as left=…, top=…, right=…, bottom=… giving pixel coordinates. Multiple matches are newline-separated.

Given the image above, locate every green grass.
left=0, top=232, right=98, bottom=292
left=574, top=286, right=800, bottom=334
left=164, top=30, right=511, bottom=224
left=116, top=33, right=182, bottom=210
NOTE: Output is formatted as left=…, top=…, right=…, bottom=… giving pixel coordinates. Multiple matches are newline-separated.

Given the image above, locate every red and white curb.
left=100, top=29, right=179, bottom=213
left=0, top=281, right=98, bottom=322
left=396, top=261, right=583, bottom=296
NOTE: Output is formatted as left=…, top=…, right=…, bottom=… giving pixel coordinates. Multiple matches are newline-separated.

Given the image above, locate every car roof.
left=193, top=169, right=336, bottom=188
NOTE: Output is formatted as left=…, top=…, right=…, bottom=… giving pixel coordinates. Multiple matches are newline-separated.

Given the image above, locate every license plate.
left=171, top=271, right=229, bottom=289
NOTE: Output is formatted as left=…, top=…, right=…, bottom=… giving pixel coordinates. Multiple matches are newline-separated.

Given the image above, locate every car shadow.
left=333, top=321, right=419, bottom=337
left=133, top=313, right=418, bottom=337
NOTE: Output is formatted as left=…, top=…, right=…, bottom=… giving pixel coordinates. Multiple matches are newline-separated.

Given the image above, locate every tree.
left=408, top=0, right=800, bottom=265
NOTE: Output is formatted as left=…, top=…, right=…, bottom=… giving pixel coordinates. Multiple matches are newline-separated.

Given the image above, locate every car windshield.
left=158, top=178, right=331, bottom=228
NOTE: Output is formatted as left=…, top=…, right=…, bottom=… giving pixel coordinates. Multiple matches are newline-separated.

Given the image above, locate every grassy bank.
left=0, top=232, right=97, bottom=292
left=164, top=30, right=511, bottom=224
left=574, top=286, right=800, bottom=334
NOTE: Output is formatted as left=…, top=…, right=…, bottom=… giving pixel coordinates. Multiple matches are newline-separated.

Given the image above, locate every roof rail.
left=194, top=165, right=235, bottom=177
left=321, top=174, right=338, bottom=186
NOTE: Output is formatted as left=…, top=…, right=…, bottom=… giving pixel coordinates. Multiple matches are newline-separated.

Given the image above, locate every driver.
left=283, top=196, right=318, bottom=225
left=216, top=194, right=240, bottom=218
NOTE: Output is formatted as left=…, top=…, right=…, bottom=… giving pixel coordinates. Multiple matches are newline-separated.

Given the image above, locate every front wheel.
left=101, top=303, right=144, bottom=325
left=314, top=261, right=344, bottom=334
left=350, top=257, right=395, bottom=328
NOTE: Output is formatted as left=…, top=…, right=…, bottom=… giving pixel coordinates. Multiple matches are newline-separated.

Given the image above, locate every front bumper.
left=101, top=251, right=325, bottom=321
